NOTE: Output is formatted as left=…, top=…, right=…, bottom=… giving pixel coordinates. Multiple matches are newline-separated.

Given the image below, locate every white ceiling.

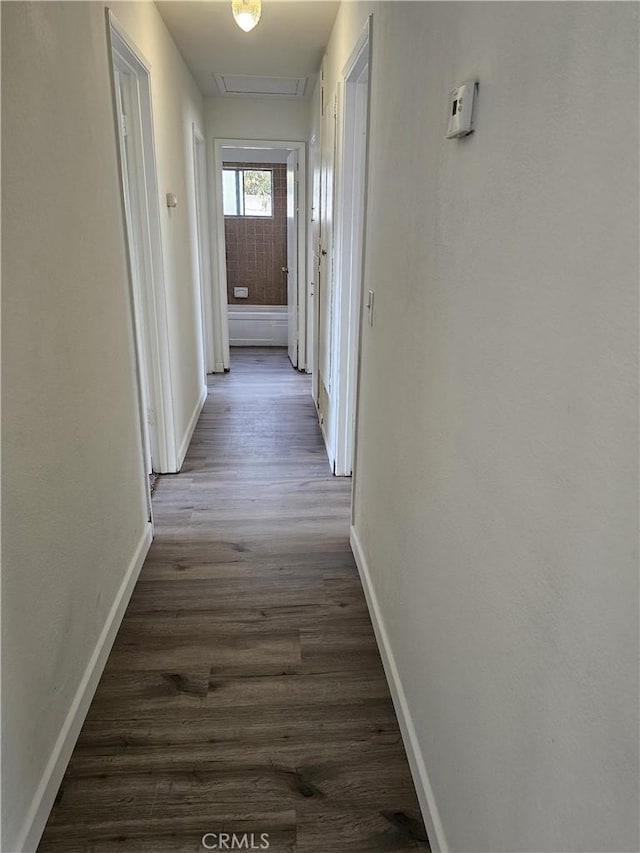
left=155, top=1, right=340, bottom=98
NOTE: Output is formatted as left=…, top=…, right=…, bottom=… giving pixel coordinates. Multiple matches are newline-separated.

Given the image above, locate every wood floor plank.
left=37, top=348, right=428, bottom=853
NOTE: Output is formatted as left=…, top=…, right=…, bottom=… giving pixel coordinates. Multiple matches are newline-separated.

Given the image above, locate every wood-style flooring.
left=38, top=348, right=429, bottom=853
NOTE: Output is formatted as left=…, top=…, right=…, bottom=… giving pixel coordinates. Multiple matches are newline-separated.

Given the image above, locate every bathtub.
left=227, top=303, right=288, bottom=347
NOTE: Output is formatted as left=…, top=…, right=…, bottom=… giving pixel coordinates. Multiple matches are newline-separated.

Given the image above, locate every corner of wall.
left=177, top=383, right=207, bottom=470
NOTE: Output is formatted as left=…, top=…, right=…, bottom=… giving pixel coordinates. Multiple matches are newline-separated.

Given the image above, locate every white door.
left=334, top=42, right=370, bottom=476
left=109, top=17, right=178, bottom=476
left=286, top=150, right=298, bottom=367
left=317, top=88, right=338, bottom=421
left=114, top=67, right=153, bottom=479
left=192, top=128, right=213, bottom=380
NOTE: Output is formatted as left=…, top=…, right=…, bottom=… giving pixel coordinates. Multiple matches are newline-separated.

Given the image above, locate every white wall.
left=221, top=147, right=289, bottom=164
left=110, top=1, right=208, bottom=459
left=1, top=2, right=212, bottom=848
left=322, top=2, right=639, bottom=851
left=1, top=3, right=151, bottom=849
left=205, top=96, right=309, bottom=142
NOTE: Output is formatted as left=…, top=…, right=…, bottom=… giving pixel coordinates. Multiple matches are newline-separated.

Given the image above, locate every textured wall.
left=224, top=162, right=287, bottom=306
left=205, top=96, right=309, bottom=141
left=321, top=2, right=639, bottom=851
left=1, top=2, right=211, bottom=848
left=1, top=3, right=149, bottom=848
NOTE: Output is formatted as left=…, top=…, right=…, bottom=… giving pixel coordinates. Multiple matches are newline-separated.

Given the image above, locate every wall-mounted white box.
left=446, top=81, right=477, bottom=138
left=234, top=287, right=249, bottom=298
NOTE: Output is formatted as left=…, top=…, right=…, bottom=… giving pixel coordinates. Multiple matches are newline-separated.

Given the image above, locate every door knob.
left=321, top=249, right=327, bottom=256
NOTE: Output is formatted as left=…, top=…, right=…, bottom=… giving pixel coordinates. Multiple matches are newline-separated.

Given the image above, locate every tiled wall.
left=224, top=162, right=287, bottom=306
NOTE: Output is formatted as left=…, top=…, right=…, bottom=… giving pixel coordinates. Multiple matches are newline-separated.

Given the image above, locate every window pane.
left=243, top=169, right=272, bottom=217
left=222, top=169, right=239, bottom=215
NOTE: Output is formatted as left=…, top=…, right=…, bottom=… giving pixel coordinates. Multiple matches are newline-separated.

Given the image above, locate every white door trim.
left=211, top=138, right=306, bottom=371
left=333, top=17, right=372, bottom=477
left=308, top=124, right=321, bottom=384
left=286, top=149, right=299, bottom=367
left=107, top=10, right=178, bottom=473
left=192, top=125, right=215, bottom=375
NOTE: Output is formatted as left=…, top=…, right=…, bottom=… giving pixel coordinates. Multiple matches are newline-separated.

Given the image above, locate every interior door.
left=192, top=130, right=212, bottom=381
left=286, top=150, right=298, bottom=367
left=309, top=130, right=321, bottom=403
left=114, top=67, right=153, bottom=479
left=317, top=88, right=338, bottom=420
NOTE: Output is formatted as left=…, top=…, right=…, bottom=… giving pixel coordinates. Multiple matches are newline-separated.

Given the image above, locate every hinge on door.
left=121, top=113, right=128, bottom=137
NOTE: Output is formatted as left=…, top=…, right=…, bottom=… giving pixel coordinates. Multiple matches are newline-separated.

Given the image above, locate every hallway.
left=37, top=349, right=428, bottom=853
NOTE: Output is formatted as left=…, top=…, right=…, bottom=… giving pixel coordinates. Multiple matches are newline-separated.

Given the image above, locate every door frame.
left=286, top=149, right=300, bottom=368
left=106, top=11, right=178, bottom=474
left=192, top=125, right=215, bottom=376
left=314, top=81, right=340, bottom=456
left=211, top=138, right=306, bottom=370
left=308, top=124, right=321, bottom=392
left=333, top=18, right=372, bottom=476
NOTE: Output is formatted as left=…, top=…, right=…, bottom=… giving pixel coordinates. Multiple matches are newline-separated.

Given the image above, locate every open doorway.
left=212, top=139, right=306, bottom=371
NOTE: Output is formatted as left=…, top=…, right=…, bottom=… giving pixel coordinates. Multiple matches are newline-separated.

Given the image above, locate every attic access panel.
left=213, top=73, right=307, bottom=97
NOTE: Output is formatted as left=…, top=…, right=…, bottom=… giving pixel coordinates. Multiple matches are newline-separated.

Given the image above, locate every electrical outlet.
left=234, top=287, right=249, bottom=298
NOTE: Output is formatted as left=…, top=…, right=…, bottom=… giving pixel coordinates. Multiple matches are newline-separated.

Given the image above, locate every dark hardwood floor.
left=38, top=348, right=428, bottom=853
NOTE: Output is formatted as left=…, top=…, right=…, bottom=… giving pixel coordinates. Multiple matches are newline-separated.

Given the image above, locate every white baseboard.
left=319, top=415, right=333, bottom=469
left=177, top=384, right=207, bottom=469
left=16, top=523, right=153, bottom=853
left=350, top=526, right=448, bottom=853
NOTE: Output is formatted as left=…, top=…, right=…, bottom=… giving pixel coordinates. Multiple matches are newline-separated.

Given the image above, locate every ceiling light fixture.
left=232, top=0, right=261, bottom=33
